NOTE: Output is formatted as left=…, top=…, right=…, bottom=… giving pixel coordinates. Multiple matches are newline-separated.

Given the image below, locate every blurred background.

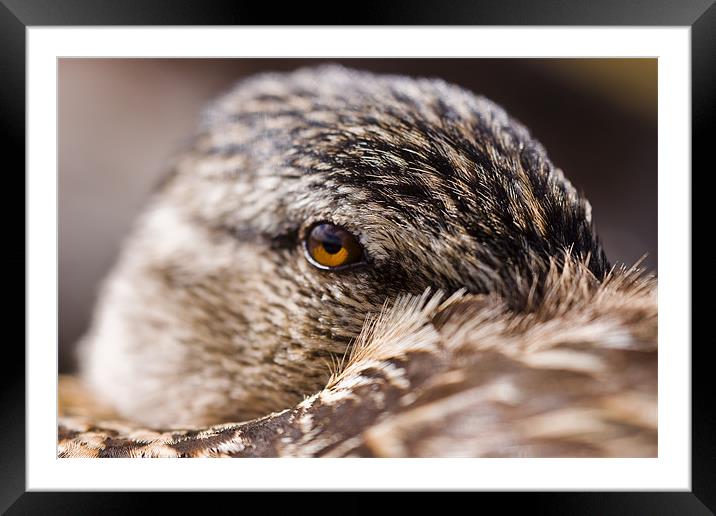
left=59, top=58, right=657, bottom=372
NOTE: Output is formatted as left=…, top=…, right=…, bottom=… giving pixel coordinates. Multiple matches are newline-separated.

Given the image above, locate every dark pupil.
left=322, top=240, right=343, bottom=254
left=314, top=225, right=344, bottom=254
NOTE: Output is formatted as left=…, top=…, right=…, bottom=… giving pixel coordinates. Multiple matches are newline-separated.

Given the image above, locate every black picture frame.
left=3, top=0, right=710, bottom=513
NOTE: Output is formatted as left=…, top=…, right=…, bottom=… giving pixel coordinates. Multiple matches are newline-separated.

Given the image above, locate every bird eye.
left=304, top=223, right=365, bottom=270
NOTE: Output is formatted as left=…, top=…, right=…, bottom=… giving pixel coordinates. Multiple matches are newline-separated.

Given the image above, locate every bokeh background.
left=59, top=58, right=657, bottom=372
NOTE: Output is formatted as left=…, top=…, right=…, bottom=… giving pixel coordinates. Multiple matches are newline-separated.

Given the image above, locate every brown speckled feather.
left=59, top=260, right=656, bottom=458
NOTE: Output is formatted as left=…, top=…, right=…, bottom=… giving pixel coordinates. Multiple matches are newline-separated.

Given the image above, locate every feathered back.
left=59, top=258, right=656, bottom=457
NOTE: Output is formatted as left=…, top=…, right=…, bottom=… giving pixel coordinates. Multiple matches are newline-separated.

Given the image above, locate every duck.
left=58, top=65, right=657, bottom=457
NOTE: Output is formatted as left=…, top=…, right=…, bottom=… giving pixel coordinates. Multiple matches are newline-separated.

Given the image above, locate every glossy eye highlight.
left=304, top=223, right=364, bottom=270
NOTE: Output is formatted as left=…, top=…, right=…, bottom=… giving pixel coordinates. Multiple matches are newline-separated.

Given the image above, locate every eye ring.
left=302, top=222, right=366, bottom=271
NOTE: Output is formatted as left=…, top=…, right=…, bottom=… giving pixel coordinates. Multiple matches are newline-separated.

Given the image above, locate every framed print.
left=3, top=0, right=712, bottom=512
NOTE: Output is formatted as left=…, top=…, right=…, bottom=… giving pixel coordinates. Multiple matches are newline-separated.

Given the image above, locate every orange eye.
left=304, top=223, right=365, bottom=270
